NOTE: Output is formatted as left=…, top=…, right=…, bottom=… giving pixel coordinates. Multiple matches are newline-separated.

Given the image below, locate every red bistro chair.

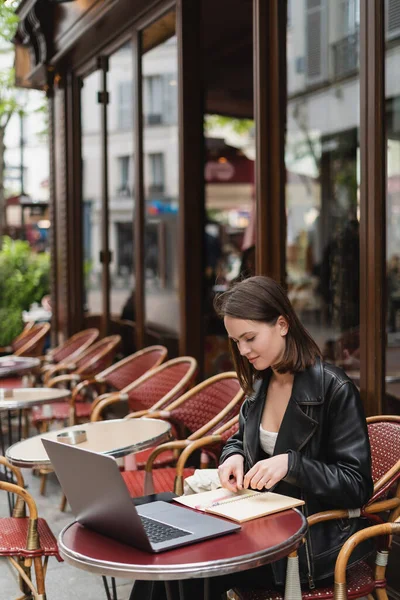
left=89, top=356, right=198, bottom=422
left=0, top=456, right=60, bottom=599
left=230, top=415, right=400, bottom=600
left=122, top=414, right=240, bottom=497
left=32, top=335, right=122, bottom=429
left=124, top=371, right=244, bottom=471
left=0, top=322, right=34, bottom=355
left=34, top=345, right=167, bottom=428
left=13, top=323, right=51, bottom=358
left=40, top=327, right=99, bottom=373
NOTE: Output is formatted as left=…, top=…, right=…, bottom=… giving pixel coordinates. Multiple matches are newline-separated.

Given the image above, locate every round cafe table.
left=0, top=356, right=40, bottom=378
left=0, top=387, right=70, bottom=452
left=6, top=418, right=172, bottom=469
left=59, top=508, right=307, bottom=600
left=0, top=386, right=70, bottom=514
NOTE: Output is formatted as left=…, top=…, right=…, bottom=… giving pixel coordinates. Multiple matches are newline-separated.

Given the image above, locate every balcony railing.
left=331, top=28, right=359, bottom=79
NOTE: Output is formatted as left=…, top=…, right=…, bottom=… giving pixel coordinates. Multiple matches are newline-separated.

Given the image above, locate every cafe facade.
left=13, top=0, right=400, bottom=421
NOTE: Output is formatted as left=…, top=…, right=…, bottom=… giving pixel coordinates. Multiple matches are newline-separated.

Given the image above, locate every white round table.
left=6, top=418, right=172, bottom=469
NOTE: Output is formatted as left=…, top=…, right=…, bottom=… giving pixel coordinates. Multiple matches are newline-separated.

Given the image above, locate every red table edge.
left=58, top=510, right=308, bottom=581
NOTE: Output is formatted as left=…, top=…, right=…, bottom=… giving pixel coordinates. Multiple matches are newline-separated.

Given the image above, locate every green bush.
left=0, top=236, right=50, bottom=345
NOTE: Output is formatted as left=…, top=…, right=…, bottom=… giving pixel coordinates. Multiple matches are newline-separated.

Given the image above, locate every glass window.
left=118, top=81, right=133, bottom=130
left=286, top=0, right=360, bottom=370
left=108, top=43, right=135, bottom=319
left=142, top=14, right=179, bottom=334
left=385, top=3, right=400, bottom=411
left=81, top=70, right=102, bottom=316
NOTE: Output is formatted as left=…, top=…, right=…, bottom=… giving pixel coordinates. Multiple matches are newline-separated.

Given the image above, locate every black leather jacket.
left=219, top=358, right=374, bottom=587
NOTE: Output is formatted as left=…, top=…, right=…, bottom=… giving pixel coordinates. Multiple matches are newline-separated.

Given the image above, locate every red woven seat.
left=122, top=467, right=195, bottom=497
left=233, top=561, right=374, bottom=600
left=32, top=401, right=92, bottom=424
left=0, top=517, right=61, bottom=559
left=0, top=456, right=60, bottom=598
left=0, top=377, right=24, bottom=389
left=130, top=448, right=176, bottom=468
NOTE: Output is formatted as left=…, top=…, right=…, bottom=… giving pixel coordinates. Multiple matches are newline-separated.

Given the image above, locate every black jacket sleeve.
left=284, top=381, right=374, bottom=508
left=219, top=399, right=249, bottom=464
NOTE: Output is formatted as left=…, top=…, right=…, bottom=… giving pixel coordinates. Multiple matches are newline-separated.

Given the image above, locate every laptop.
left=42, top=439, right=240, bottom=552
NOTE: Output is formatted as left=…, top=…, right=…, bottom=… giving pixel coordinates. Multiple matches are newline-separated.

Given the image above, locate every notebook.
left=174, top=488, right=304, bottom=523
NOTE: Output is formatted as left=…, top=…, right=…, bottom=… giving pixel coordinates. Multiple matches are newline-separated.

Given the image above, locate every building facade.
left=12, top=0, right=400, bottom=425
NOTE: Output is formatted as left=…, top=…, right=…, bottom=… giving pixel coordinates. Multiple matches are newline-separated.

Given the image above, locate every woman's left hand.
left=243, top=454, right=289, bottom=490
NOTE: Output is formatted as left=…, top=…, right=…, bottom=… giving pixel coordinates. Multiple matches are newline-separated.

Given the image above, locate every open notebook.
left=174, top=488, right=304, bottom=523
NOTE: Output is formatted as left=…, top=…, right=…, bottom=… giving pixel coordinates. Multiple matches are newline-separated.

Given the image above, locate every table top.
left=59, top=508, right=307, bottom=581
left=0, top=356, right=41, bottom=378
left=0, top=387, right=70, bottom=411
left=6, top=418, right=172, bottom=468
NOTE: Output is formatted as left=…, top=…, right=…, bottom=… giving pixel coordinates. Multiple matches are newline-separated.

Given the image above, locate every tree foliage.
left=0, top=236, right=50, bottom=345
left=0, top=1, right=19, bottom=47
left=205, top=115, right=254, bottom=136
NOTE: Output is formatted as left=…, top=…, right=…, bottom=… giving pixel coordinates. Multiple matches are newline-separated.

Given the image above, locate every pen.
left=195, top=494, right=230, bottom=510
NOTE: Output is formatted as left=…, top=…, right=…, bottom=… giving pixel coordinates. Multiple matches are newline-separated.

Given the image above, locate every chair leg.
left=17, top=558, right=32, bottom=598
left=60, top=493, right=67, bottom=512
left=39, top=469, right=49, bottom=496
left=33, top=555, right=47, bottom=599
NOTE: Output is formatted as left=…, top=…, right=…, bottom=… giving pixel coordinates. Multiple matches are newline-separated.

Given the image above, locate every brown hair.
left=214, top=276, right=322, bottom=394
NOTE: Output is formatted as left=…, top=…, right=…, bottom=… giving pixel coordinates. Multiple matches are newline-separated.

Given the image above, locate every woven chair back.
left=51, top=328, right=99, bottom=364
left=74, top=335, right=121, bottom=377
left=14, top=323, right=51, bottom=357
left=11, top=322, right=35, bottom=352
left=219, top=418, right=240, bottom=443
left=98, top=346, right=167, bottom=391
left=367, top=416, right=400, bottom=502
left=171, top=375, right=243, bottom=436
left=125, top=357, right=197, bottom=413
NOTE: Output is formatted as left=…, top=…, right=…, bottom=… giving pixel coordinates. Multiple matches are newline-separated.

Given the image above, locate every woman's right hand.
left=218, top=454, right=244, bottom=492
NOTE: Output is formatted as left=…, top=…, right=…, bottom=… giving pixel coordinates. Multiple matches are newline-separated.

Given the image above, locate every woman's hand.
left=218, top=454, right=245, bottom=492
left=243, top=454, right=289, bottom=490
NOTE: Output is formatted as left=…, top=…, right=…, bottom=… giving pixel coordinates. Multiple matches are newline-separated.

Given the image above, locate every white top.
left=259, top=425, right=278, bottom=456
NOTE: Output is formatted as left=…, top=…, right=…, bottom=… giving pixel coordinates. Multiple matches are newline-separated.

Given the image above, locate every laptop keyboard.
left=140, top=515, right=191, bottom=544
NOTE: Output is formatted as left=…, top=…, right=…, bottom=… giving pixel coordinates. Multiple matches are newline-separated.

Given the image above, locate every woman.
left=211, top=275, right=373, bottom=595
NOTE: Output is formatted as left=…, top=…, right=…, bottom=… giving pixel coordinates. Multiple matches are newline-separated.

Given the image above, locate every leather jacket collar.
left=245, top=359, right=325, bottom=464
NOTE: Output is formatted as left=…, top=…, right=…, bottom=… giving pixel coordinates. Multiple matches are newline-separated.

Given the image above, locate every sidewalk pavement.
left=0, top=468, right=133, bottom=600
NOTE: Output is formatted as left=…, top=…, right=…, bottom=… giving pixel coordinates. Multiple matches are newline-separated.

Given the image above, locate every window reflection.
left=286, top=0, right=360, bottom=368
left=142, top=23, right=179, bottom=333
left=385, top=6, right=400, bottom=411
left=81, top=70, right=101, bottom=316
left=107, top=43, right=135, bottom=319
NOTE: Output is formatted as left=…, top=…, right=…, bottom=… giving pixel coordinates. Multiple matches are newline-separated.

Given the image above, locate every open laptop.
left=42, top=438, right=240, bottom=552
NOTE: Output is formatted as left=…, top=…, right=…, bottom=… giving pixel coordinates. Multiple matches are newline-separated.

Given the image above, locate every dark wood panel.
left=359, top=0, right=386, bottom=416
left=177, top=0, right=205, bottom=373
left=52, top=72, right=84, bottom=341
left=253, top=0, right=286, bottom=282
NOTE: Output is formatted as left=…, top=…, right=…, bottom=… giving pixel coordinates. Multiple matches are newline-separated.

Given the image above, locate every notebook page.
left=174, top=488, right=259, bottom=511
left=206, top=491, right=304, bottom=523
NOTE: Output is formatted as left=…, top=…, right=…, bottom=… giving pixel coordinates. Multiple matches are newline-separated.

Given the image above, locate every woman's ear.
left=277, top=316, right=289, bottom=337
